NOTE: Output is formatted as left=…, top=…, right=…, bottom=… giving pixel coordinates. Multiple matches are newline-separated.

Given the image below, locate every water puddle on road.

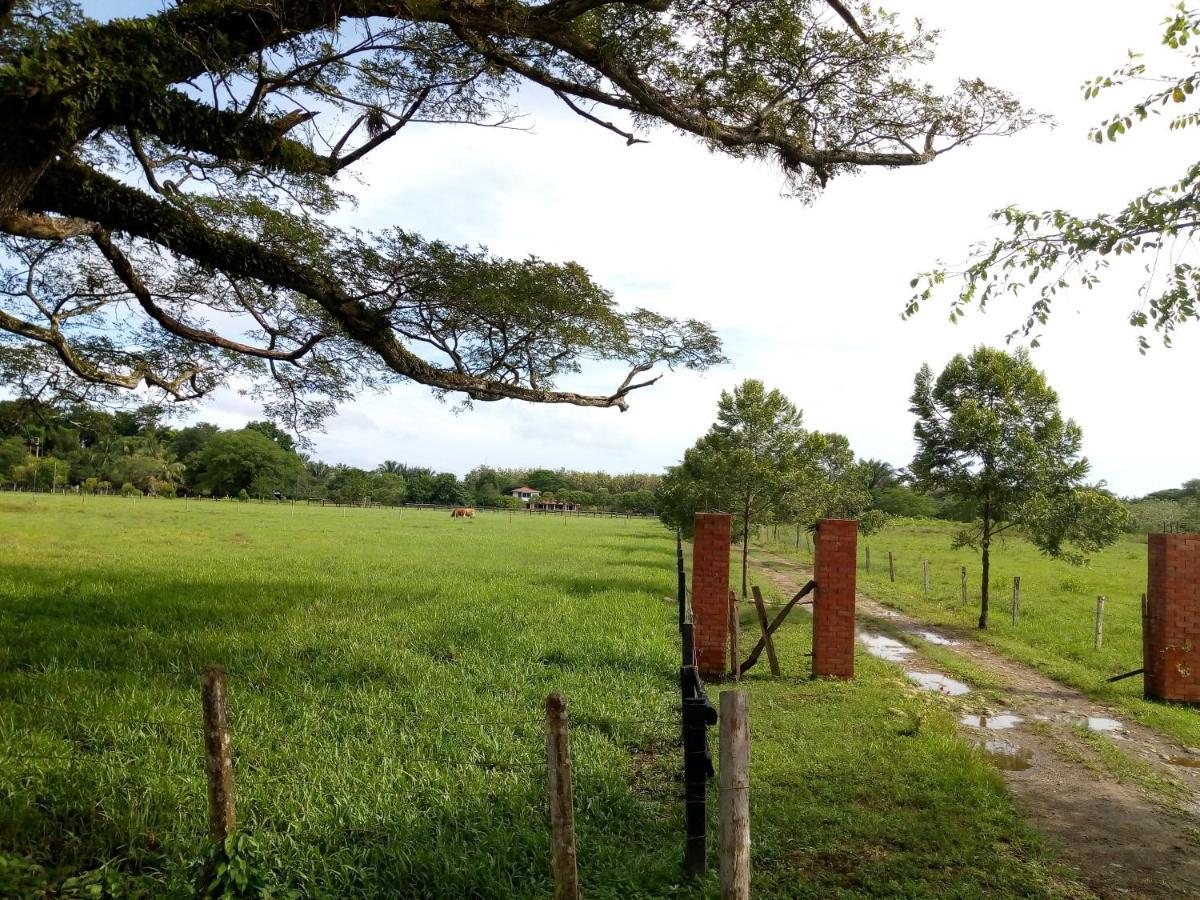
left=980, top=739, right=1034, bottom=771
left=915, top=630, right=958, bottom=646
left=859, top=633, right=914, bottom=662
left=1166, top=756, right=1200, bottom=768
left=906, top=671, right=971, bottom=696
left=1034, top=714, right=1124, bottom=733
left=961, top=713, right=1023, bottom=730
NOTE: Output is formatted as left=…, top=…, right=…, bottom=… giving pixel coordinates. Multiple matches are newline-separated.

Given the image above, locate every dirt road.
left=752, top=549, right=1200, bottom=899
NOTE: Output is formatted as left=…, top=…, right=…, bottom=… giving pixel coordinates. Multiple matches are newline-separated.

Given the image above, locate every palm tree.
left=377, top=460, right=403, bottom=474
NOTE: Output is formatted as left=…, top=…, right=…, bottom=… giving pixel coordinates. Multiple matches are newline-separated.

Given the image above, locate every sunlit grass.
left=0, top=496, right=1083, bottom=896
left=759, top=517, right=1200, bottom=748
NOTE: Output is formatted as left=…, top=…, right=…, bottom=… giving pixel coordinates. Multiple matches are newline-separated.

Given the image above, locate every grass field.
left=758, top=518, right=1200, bottom=749
left=0, top=495, right=1083, bottom=897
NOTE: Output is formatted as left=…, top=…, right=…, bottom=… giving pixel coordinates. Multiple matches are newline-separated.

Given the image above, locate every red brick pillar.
left=1145, top=533, right=1200, bottom=703
left=813, top=518, right=857, bottom=679
left=692, top=512, right=732, bottom=678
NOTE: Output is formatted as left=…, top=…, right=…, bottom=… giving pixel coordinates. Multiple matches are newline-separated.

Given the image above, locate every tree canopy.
left=658, top=378, right=872, bottom=598
left=1, top=0, right=1031, bottom=426
left=909, top=5, right=1200, bottom=350
left=909, top=346, right=1128, bottom=628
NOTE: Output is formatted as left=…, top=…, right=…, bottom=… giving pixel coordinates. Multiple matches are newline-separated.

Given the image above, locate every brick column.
left=691, top=512, right=732, bottom=678
left=1145, top=533, right=1200, bottom=703
left=813, top=518, right=857, bottom=680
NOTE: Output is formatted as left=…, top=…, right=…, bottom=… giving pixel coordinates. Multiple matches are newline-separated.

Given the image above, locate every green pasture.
left=758, top=518, right=1200, bottom=749
left=0, top=496, right=1081, bottom=897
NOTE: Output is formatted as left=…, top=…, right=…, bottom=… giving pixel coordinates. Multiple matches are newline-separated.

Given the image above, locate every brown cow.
left=450, top=507, right=476, bottom=519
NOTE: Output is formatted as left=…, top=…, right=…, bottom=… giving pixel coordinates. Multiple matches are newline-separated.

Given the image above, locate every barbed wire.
left=0, top=698, right=199, bottom=730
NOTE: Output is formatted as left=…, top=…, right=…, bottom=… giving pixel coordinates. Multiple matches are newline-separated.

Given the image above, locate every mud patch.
left=981, top=739, right=1034, bottom=771
left=961, top=713, right=1023, bottom=730
left=906, top=671, right=971, bottom=696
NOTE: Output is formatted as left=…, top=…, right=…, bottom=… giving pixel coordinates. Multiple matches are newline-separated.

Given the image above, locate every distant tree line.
left=0, top=400, right=659, bottom=512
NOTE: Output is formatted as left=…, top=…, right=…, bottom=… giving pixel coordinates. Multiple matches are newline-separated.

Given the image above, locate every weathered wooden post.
left=888, top=551, right=895, bottom=583
left=750, top=587, right=781, bottom=676
left=719, top=691, right=750, bottom=900
left=960, top=566, right=967, bottom=604
left=1141, top=592, right=1149, bottom=691
left=201, top=665, right=236, bottom=841
left=865, top=546, right=871, bottom=573
left=545, top=693, right=580, bottom=900
left=728, top=591, right=740, bottom=682
left=1012, top=577, right=1020, bottom=627
left=922, top=560, right=930, bottom=594
left=1095, top=596, right=1106, bottom=650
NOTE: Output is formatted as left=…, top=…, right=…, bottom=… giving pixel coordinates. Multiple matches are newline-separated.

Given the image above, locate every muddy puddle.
left=906, top=671, right=971, bottom=696
left=913, top=630, right=957, bottom=646
left=961, top=713, right=1022, bottom=730
left=1033, top=713, right=1124, bottom=734
left=859, top=633, right=914, bottom=662
left=980, top=739, right=1034, bottom=771
left=1166, top=756, right=1200, bottom=768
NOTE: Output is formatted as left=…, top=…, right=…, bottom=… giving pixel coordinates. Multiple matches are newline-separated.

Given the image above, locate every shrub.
left=120, top=482, right=140, bottom=497
left=237, top=489, right=250, bottom=502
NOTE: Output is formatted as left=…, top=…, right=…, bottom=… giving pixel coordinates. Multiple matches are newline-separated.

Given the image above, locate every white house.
left=510, top=486, right=541, bottom=504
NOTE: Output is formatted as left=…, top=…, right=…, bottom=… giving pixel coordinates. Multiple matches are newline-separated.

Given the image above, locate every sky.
left=93, top=1, right=1200, bottom=495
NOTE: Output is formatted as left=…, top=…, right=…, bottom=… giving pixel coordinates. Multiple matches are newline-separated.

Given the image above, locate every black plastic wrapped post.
left=683, top=696, right=708, bottom=877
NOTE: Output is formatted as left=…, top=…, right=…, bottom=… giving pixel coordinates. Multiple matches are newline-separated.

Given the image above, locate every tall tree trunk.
left=979, top=503, right=991, bottom=630
left=741, top=505, right=750, bottom=601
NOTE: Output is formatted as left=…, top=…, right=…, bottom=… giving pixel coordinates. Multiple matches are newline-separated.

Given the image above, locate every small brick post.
left=692, top=512, right=732, bottom=678
left=813, top=519, right=857, bottom=680
left=1145, top=533, right=1200, bottom=703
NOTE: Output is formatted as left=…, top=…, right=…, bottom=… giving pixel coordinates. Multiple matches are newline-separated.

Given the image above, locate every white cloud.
left=180, top=1, right=1199, bottom=496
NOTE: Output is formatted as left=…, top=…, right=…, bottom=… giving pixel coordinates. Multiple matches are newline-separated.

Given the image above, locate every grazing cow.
left=451, top=507, right=476, bottom=519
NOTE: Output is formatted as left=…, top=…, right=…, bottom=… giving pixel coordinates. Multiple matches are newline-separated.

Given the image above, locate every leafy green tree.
left=327, top=467, right=371, bottom=504
left=0, top=1, right=1034, bottom=421
left=369, top=472, right=407, bottom=506
left=430, top=473, right=469, bottom=507
left=659, top=380, right=809, bottom=599
left=911, top=6, right=1200, bottom=347
left=526, top=470, right=567, bottom=494
left=0, top=435, right=25, bottom=482
left=909, top=347, right=1129, bottom=629
left=194, top=429, right=304, bottom=497
left=245, top=421, right=296, bottom=453
left=405, top=470, right=436, bottom=504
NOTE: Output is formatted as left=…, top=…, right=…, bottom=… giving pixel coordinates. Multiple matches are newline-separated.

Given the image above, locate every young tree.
left=909, top=347, right=1128, bottom=629
left=0, top=1, right=1032, bottom=425
left=910, top=6, right=1200, bottom=348
left=193, top=429, right=304, bottom=497
left=659, top=380, right=808, bottom=599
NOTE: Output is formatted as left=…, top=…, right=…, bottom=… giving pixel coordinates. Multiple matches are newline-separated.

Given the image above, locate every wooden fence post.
left=865, top=547, right=871, bottom=573
left=719, top=691, right=750, bottom=900
left=201, top=665, right=236, bottom=841
left=545, top=693, right=580, bottom=900
left=750, top=587, right=781, bottom=676
left=1095, top=596, right=1105, bottom=650
left=888, top=551, right=895, bottom=583
left=1141, top=592, right=1149, bottom=683
left=1012, top=577, right=1020, bottom=627
left=728, top=591, right=740, bottom=682
left=922, top=560, right=930, bottom=594
left=960, top=566, right=967, bottom=604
